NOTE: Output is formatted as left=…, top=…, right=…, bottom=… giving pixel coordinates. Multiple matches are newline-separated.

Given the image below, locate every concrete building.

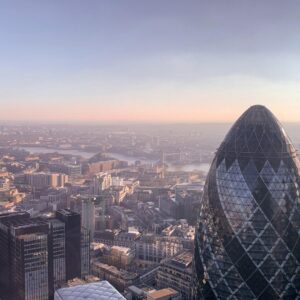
left=135, top=234, right=183, bottom=264
left=91, top=261, right=138, bottom=292
left=40, top=188, right=68, bottom=210
left=66, top=164, right=81, bottom=179
left=26, top=172, right=68, bottom=189
left=157, top=251, right=192, bottom=299
left=81, top=196, right=96, bottom=239
left=91, top=172, right=112, bottom=195
left=88, top=159, right=119, bottom=175
left=101, top=246, right=134, bottom=269
left=0, top=177, right=10, bottom=192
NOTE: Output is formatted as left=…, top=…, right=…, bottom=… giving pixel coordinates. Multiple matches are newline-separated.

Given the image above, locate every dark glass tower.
left=0, top=210, right=88, bottom=300
left=194, top=105, right=300, bottom=299
left=0, top=213, right=50, bottom=300
left=56, top=209, right=81, bottom=280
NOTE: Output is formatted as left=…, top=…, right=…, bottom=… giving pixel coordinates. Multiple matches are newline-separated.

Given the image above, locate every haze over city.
left=1, top=2, right=300, bottom=300
left=1, top=0, right=300, bottom=122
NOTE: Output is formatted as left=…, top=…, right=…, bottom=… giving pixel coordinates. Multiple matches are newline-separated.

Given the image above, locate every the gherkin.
left=194, top=105, right=300, bottom=299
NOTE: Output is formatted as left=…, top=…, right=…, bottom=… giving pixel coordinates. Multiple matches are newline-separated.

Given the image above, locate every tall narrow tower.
left=56, top=209, right=81, bottom=280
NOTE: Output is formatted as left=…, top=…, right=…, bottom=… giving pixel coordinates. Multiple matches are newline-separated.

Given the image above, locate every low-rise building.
left=135, top=234, right=183, bottom=264
left=54, top=280, right=125, bottom=300
left=101, top=246, right=134, bottom=269
left=147, top=288, right=181, bottom=300
left=91, top=261, right=139, bottom=292
left=156, top=251, right=192, bottom=299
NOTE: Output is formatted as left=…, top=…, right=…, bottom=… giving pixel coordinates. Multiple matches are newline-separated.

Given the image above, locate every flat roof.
left=170, top=251, right=193, bottom=266
left=56, top=209, right=79, bottom=216
left=163, top=251, right=193, bottom=271
left=1, top=216, right=47, bottom=229
left=148, top=288, right=178, bottom=299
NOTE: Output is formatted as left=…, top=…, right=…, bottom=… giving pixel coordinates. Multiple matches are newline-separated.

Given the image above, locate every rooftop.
left=56, top=208, right=79, bottom=216
left=65, top=276, right=100, bottom=287
left=55, top=281, right=125, bottom=300
left=148, top=288, right=179, bottom=299
left=163, top=250, right=193, bottom=271
left=92, top=262, right=138, bottom=280
left=1, top=216, right=47, bottom=229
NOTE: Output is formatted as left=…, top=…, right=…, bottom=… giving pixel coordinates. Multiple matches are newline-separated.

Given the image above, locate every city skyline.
left=1, top=1, right=300, bottom=122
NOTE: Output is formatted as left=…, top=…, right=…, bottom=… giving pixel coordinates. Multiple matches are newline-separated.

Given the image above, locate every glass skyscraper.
left=0, top=210, right=89, bottom=300
left=194, top=105, right=300, bottom=299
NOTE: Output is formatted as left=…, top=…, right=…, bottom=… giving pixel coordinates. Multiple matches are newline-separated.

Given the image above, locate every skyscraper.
left=194, top=105, right=300, bottom=299
left=0, top=210, right=89, bottom=300
left=0, top=212, right=50, bottom=300
left=56, top=209, right=81, bottom=280
left=48, top=219, right=66, bottom=290
left=81, top=196, right=96, bottom=239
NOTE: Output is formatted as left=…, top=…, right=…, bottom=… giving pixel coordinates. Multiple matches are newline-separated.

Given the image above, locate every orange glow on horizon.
left=2, top=102, right=246, bottom=123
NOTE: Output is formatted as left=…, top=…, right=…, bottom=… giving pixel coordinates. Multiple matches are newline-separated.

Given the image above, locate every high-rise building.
left=194, top=105, right=300, bottom=299
left=0, top=212, right=50, bottom=300
left=91, top=172, right=112, bottom=195
left=56, top=209, right=82, bottom=281
left=81, top=227, right=90, bottom=277
left=81, top=196, right=96, bottom=239
left=0, top=211, right=30, bottom=297
left=48, top=219, right=66, bottom=289
left=0, top=210, right=90, bottom=300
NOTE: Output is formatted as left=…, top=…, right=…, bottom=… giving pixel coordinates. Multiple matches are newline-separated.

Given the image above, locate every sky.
left=1, top=0, right=300, bottom=123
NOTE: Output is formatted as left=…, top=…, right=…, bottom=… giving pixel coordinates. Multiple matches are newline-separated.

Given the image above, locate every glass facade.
left=50, top=219, right=66, bottom=288
left=22, top=234, right=49, bottom=300
left=194, top=105, right=300, bottom=299
left=81, top=227, right=90, bottom=277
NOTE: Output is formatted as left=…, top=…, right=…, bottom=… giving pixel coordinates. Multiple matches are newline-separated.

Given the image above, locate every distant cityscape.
left=1, top=105, right=300, bottom=299
left=0, top=122, right=211, bottom=300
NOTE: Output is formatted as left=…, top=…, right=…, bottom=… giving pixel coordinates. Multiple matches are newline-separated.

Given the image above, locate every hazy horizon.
left=1, top=1, right=300, bottom=123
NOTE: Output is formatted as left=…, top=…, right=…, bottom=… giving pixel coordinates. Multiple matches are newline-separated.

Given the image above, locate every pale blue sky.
left=1, top=0, right=300, bottom=122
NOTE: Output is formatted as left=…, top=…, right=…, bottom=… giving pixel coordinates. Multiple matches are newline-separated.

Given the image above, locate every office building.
left=157, top=251, right=192, bottom=299
left=101, top=245, right=134, bottom=269
left=0, top=209, right=90, bottom=300
left=91, top=261, right=138, bottom=292
left=66, top=164, right=82, bottom=179
left=48, top=219, right=66, bottom=289
left=56, top=209, right=82, bottom=280
left=0, top=177, right=10, bottom=191
left=81, top=227, right=90, bottom=277
left=81, top=196, right=96, bottom=239
left=26, top=172, right=68, bottom=189
left=0, top=212, right=50, bottom=300
left=194, top=105, right=300, bottom=299
left=135, top=234, right=183, bottom=264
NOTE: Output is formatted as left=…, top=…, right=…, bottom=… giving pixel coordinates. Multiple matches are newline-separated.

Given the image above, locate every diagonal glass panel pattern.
left=193, top=105, right=300, bottom=299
